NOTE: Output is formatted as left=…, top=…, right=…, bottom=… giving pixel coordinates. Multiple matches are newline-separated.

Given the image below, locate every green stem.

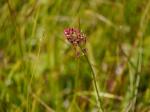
left=81, top=48, right=104, bottom=112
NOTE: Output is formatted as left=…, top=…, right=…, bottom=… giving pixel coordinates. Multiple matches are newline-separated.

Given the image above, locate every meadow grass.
left=0, top=0, right=150, bottom=112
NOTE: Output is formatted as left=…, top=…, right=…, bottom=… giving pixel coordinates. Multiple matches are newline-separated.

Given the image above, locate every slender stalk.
left=81, top=48, right=104, bottom=112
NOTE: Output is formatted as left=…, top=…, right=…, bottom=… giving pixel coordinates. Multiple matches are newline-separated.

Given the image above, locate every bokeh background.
left=0, top=0, right=150, bottom=112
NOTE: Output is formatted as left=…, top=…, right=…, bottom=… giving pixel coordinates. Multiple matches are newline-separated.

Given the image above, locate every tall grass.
left=0, top=0, right=150, bottom=112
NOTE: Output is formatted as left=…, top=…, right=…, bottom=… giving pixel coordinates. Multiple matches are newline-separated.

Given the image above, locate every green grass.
left=0, top=0, right=150, bottom=112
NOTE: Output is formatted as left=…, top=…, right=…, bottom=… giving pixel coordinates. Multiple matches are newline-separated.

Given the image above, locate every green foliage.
left=0, top=0, right=150, bottom=112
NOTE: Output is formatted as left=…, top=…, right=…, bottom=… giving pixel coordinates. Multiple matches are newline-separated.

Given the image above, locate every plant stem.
left=81, top=48, right=104, bottom=112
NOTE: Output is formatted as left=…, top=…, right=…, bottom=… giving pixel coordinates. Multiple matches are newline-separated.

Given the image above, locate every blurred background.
left=0, top=0, right=150, bottom=112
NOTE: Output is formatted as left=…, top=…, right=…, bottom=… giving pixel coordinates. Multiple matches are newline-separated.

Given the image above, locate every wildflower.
left=64, top=28, right=86, bottom=46
left=64, top=28, right=87, bottom=57
left=64, top=28, right=104, bottom=111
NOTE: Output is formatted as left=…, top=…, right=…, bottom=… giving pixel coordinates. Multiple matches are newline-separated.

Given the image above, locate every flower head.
left=64, top=28, right=86, bottom=46
left=64, top=28, right=87, bottom=57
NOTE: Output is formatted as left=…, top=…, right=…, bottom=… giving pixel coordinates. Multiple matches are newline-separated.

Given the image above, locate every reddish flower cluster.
left=64, top=28, right=86, bottom=46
